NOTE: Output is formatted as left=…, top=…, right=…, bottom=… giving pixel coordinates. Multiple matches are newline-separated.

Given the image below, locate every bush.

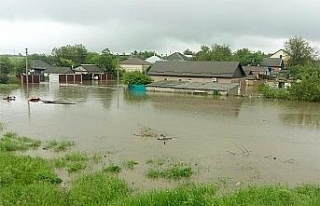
left=122, top=71, right=153, bottom=85
left=0, top=74, right=9, bottom=84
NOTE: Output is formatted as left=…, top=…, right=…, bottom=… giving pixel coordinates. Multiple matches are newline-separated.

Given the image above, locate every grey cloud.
left=1, top=0, right=320, bottom=53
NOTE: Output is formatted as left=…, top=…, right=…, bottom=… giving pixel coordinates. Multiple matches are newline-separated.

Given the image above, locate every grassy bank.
left=0, top=132, right=319, bottom=205
left=0, top=83, right=20, bottom=89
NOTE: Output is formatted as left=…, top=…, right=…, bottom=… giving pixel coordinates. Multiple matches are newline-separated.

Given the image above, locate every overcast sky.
left=0, top=0, right=319, bottom=55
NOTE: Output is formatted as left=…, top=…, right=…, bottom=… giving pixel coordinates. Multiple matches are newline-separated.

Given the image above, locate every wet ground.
left=1, top=82, right=319, bottom=190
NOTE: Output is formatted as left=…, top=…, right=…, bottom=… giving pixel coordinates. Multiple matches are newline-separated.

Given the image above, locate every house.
left=260, top=58, right=284, bottom=73
left=119, top=57, right=151, bottom=72
left=166, top=52, right=190, bottom=61
left=269, top=49, right=289, bottom=60
left=148, top=61, right=246, bottom=84
left=242, top=66, right=269, bottom=80
left=30, top=60, right=52, bottom=81
left=44, top=67, right=74, bottom=83
left=269, top=49, right=289, bottom=67
left=73, top=64, right=105, bottom=80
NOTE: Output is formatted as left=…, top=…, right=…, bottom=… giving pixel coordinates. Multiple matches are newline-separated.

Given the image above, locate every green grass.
left=92, top=151, right=103, bottom=163
left=67, top=172, right=129, bottom=205
left=103, top=164, right=121, bottom=174
left=115, top=184, right=216, bottom=206
left=44, top=139, right=74, bottom=152
left=0, top=83, right=20, bottom=89
left=147, top=165, right=193, bottom=180
left=213, top=185, right=320, bottom=206
left=0, top=132, right=320, bottom=205
left=0, top=183, right=65, bottom=206
left=0, top=152, right=62, bottom=187
left=146, top=157, right=167, bottom=166
left=123, top=160, right=138, bottom=170
left=53, top=151, right=88, bottom=173
left=0, top=132, right=41, bottom=151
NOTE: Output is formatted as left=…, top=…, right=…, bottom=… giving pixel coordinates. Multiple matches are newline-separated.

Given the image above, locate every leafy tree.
left=85, top=52, right=100, bottom=64
left=13, top=59, right=29, bottom=74
left=233, top=48, right=265, bottom=65
left=0, top=56, right=13, bottom=75
left=122, top=71, right=153, bottom=85
left=196, top=45, right=211, bottom=61
left=183, top=49, right=194, bottom=56
left=51, top=44, right=88, bottom=66
left=98, top=53, right=119, bottom=75
left=210, top=44, right=232, bottom=61
left=196, top=44, right=232, bottom=61
left=131, top=50, right=156, bottom=60
left=284, top=36, right=315, bottom=66
left=289, top=66, right=320, bottom=101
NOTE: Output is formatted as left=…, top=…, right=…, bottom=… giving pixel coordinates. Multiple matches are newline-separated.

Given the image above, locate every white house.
left=119, top=57, right=151, bottom=72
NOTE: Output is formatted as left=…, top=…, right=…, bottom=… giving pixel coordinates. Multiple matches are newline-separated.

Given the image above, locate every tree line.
left=1, top=36, right=319, bottom=85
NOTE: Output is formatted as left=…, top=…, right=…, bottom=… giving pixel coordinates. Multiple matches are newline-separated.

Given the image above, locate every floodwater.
left=1, top=82, right=319, bottom=190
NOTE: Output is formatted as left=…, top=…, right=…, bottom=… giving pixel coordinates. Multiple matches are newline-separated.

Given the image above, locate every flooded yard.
left=1, top=82, right=319, bottom=190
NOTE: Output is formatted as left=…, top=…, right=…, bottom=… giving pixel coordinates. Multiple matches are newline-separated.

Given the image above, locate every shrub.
left=0, top=74, right=9, bottom=84
left=122, top=71, right=153, bottom=85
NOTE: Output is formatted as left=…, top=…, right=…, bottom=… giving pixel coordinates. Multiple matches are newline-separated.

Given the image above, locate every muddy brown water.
left=1, top=82, right=319, bottom=191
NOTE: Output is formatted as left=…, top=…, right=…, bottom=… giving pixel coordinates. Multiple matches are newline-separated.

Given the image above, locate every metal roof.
left=148, top=61, right=245, bottom=78
left=260, top=58, right=283, bottom=67
left=44, top=67, right=73, bottom=74
left=120, top=57, right=151, bottom=65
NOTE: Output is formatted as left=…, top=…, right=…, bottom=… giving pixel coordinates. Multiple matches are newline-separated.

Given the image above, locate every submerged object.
left=3, top=96, right=16, bottom=101
left=41, top=100, right=76, bottom=105
left=28, top=96, right=41, bottom=102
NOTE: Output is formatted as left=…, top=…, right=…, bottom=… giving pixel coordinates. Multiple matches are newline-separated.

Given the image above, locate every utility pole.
left=25, top=48, right=28, bottom=84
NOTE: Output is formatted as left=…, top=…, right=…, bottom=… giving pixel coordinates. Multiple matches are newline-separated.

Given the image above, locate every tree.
left=183, top=49, right=194, bottom=56
left=210, top=44, right=232, bottom=61
left=196, top=45, right=211, bottom=61
left=13, top=58, right=29, bottom=74
left=131, top=50, right=155, bottom=60
left=0, top=56, right=13, bottom=75
left=233, top=48, right=265, bottom=66
left=284, top=36, right=315, bottom=66
left=51, top=44, right=88, bottom=66
left=289, top=65, right=320, bottom=101
left=195, top=44, right=232, bottom=61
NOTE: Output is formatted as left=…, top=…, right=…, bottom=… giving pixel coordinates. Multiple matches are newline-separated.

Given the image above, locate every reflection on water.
left=1, top=83, right=320, bottom=188
left=280, top=114, right=320, bottom=128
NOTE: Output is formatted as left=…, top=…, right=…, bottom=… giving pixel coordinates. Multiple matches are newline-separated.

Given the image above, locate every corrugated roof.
left=167, top=52, right=190, bottom=61
left=242, top=66, right=268, bottom=75
left=148, top=61, right=245, bottom=78
left=44, top=67, right=73, bottom=74
left=260, top=58, right=283, bottom=67
left=79, top=64, right=104, bottom=73
left=121, top=57, right=151, bottom=65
